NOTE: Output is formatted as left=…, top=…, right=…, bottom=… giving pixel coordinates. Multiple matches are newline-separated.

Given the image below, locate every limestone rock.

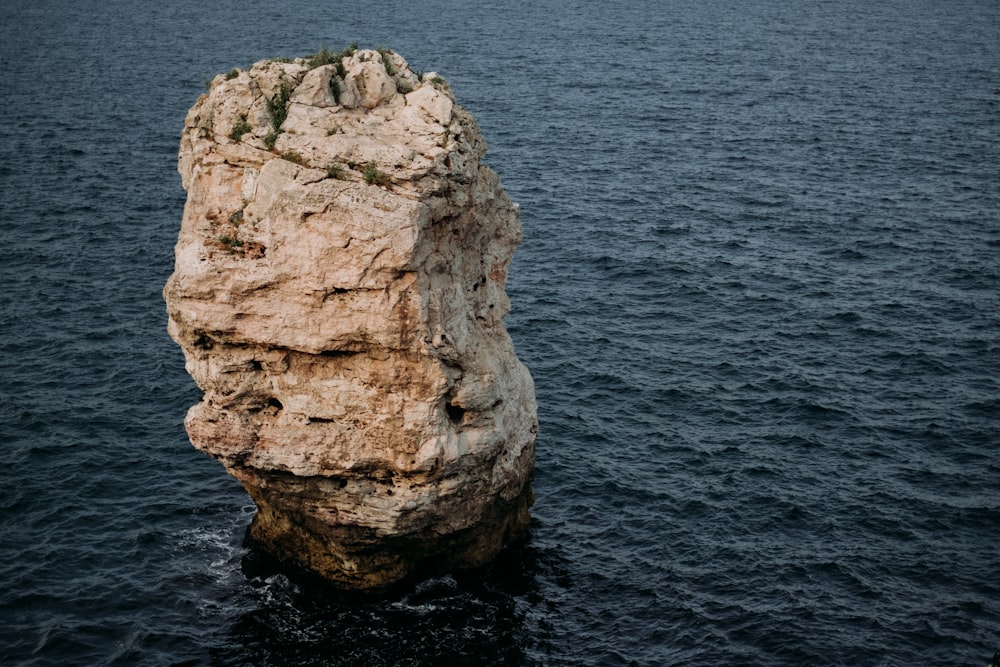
left=164, top=49, right=537, bottom=590
left=291, top=65, right=340, bottom=108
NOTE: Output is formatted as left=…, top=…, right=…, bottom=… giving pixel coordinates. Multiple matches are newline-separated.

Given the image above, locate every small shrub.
left=281, top=151, right=305, bottom=165
left=225, top=68, right=239, bottom=80
left=266, top=81, right=292, bottom=131
left=375, top=48, right=396, bottom=75
left=335, top=42, right=358, bottom=63
left=261, top=81, right=291, bottom=151
left=229, top=208, right=244, bottom=226
left=306, top=47, right=338, bottom=69
left=396, top=81, right=413, bottom=95
left=229, top=116, right=252, bottom=142
left=302, top=43, right=358, bottom=76
left=362, top=162, right=390, bottom=186
left=326, top=164, right=347, bottom=180
left=340, top=44, right=357, bottom=72
left=430, top=75, right=447, bottom=88
left=219, top=235, right=243, bottom=251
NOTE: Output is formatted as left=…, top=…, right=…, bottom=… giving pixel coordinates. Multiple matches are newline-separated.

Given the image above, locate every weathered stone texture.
left=164, top=50, right=537, bottom=589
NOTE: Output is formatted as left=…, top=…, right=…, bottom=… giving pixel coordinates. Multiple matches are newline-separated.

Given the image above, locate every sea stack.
left=163, top=48, right=537, bottom=590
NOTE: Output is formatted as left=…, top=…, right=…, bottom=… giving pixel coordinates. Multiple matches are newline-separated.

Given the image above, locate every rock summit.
left=164, top=48, right=537, bottom=590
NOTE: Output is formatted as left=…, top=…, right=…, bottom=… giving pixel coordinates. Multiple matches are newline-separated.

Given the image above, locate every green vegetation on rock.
left=362, top=162, right=390, bottom=186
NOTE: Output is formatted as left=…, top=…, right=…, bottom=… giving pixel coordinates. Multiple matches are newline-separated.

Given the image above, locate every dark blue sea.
left=2, top=0, right=998, bottom=664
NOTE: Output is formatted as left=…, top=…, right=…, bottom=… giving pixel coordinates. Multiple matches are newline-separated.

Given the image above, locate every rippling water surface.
left=2, top=0, right=998, bottom=665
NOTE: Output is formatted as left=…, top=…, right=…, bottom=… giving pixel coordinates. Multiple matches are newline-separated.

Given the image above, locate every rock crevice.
left=165, top=49, right=537, bottom=590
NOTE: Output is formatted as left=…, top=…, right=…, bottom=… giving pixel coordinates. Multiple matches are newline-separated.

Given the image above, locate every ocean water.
left=2, top=0, right=998, bottom=665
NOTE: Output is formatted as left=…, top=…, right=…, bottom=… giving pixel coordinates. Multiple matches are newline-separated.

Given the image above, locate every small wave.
left=825, top=310, right=863, bottom=323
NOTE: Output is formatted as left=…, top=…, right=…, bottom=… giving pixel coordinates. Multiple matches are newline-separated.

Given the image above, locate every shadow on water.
left=215, top=525, right=566, bottom=667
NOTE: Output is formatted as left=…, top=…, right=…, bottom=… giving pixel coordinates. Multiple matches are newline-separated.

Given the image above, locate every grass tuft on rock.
left=375, top=48, right=396, bottom=75
left=219, top=235, right=243, bottom=251
left=267, top=81, right=292, bottom=131
left=362, top=162, right=390, bottom=187
left=304, top=43, right=358, bottom=74
left=229, top=116, right=252, bottom=142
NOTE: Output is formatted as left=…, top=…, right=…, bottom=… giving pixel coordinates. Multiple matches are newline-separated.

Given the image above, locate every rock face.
left=164, top=49, right=537, bottom=590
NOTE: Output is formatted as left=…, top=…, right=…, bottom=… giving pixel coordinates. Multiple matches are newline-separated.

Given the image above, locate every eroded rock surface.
left=164, top=49, right=537, bottom=590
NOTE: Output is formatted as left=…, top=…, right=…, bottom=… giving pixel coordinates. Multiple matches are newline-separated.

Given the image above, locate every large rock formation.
left=164, top=48, right=537, bottom=590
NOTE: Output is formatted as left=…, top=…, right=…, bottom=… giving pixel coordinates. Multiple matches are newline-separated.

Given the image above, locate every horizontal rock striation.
left=164, top=48, right=537, bottom=589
